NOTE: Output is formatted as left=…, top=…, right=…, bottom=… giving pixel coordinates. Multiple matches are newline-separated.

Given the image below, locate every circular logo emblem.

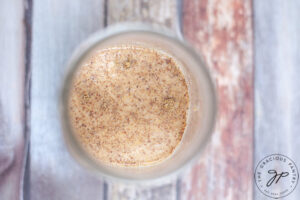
left=255, top=154, right=299, bottom=199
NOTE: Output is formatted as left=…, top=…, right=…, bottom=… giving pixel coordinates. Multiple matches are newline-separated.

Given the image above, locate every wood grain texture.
left=181, top=0, right=253, bottom=199
left=254, top=0, right=300, bottom=199
left=107, top=182, right=177, bottom=200
left=107, top=0, right=178, bottom=31
left=0, top=1, right=26, bottom=199
left=30, top=0, right=105, bottom=199
left=105, top=0, right=179, bottom=199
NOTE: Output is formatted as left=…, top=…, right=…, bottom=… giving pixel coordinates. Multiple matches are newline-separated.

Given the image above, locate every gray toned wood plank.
left=107, top=183, right=177, bottom=200
left=0, top=1, right=26, bottom=199
left=30, top=0, right=105, bottom=199
left=107, top=0, right=179, bottom=31
left=105, top=0, right=180, bottom=199
left=254, top=0, right=300, bottom=199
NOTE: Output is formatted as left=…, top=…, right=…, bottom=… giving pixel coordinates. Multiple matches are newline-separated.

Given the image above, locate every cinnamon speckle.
left=68, top=46, right=189, bottom=167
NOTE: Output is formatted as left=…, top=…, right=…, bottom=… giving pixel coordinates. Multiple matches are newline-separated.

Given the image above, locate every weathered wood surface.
left=254, top=0, right=300, bottom=199
left=0, top=1, right=27, bottom=200
left=29, top=0, right=106, bottom=199
left=180, top=0, right=253, bottom=199
left=106, top=0, right=178, bottom=31
left=106, top=182, right=177, bottom=200
left=8, top=0, right=300, bottom=199
left=105, top=0, right=180, bottom=199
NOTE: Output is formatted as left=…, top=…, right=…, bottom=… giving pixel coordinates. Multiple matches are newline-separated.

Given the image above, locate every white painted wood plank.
left=0, top=0, right=26, bottom=200
left=107, top=183, right=177, bottom=200
left=105, top=0, right=180, bottom=199
left=254, top=0, right=300, bottom=199
left=107, top=0, right=179, bottom=32
left=30, top=1, right=105, bottom=199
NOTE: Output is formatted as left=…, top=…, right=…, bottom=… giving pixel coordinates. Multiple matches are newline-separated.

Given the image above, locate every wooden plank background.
left=0, top=1, right=27, bottom=200
left=254, top=0, right=300, bottom=199
left=180, top=0, right=253, bottom=199
left=105, top=1, right=180, bottom=199
left=13, top=0, right=300, bottom=199
left=0, top=0, right=254, bottom=199
left=29, top=0, right=106, bottom=200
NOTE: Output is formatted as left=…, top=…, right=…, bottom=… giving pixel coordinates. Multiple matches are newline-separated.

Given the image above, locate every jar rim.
left=60, top=22, right=217, bottom=183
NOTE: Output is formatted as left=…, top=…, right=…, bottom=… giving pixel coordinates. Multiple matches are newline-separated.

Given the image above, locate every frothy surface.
left=68, top=46, right=189, bottom=166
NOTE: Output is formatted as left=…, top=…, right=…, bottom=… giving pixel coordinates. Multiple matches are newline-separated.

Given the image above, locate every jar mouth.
left=60, top=23, right=217, bottom=183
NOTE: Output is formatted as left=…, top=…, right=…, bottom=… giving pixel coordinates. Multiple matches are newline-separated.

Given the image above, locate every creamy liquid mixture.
left=68, top=46, right=189, bottom=166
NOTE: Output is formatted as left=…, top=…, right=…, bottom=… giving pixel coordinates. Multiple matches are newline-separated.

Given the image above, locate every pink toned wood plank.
left=181, top=0, right=253, bottom=199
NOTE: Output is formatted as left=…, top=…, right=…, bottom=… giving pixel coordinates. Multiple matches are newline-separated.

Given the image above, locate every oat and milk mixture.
left=68, top=46, right=189, bottom=166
